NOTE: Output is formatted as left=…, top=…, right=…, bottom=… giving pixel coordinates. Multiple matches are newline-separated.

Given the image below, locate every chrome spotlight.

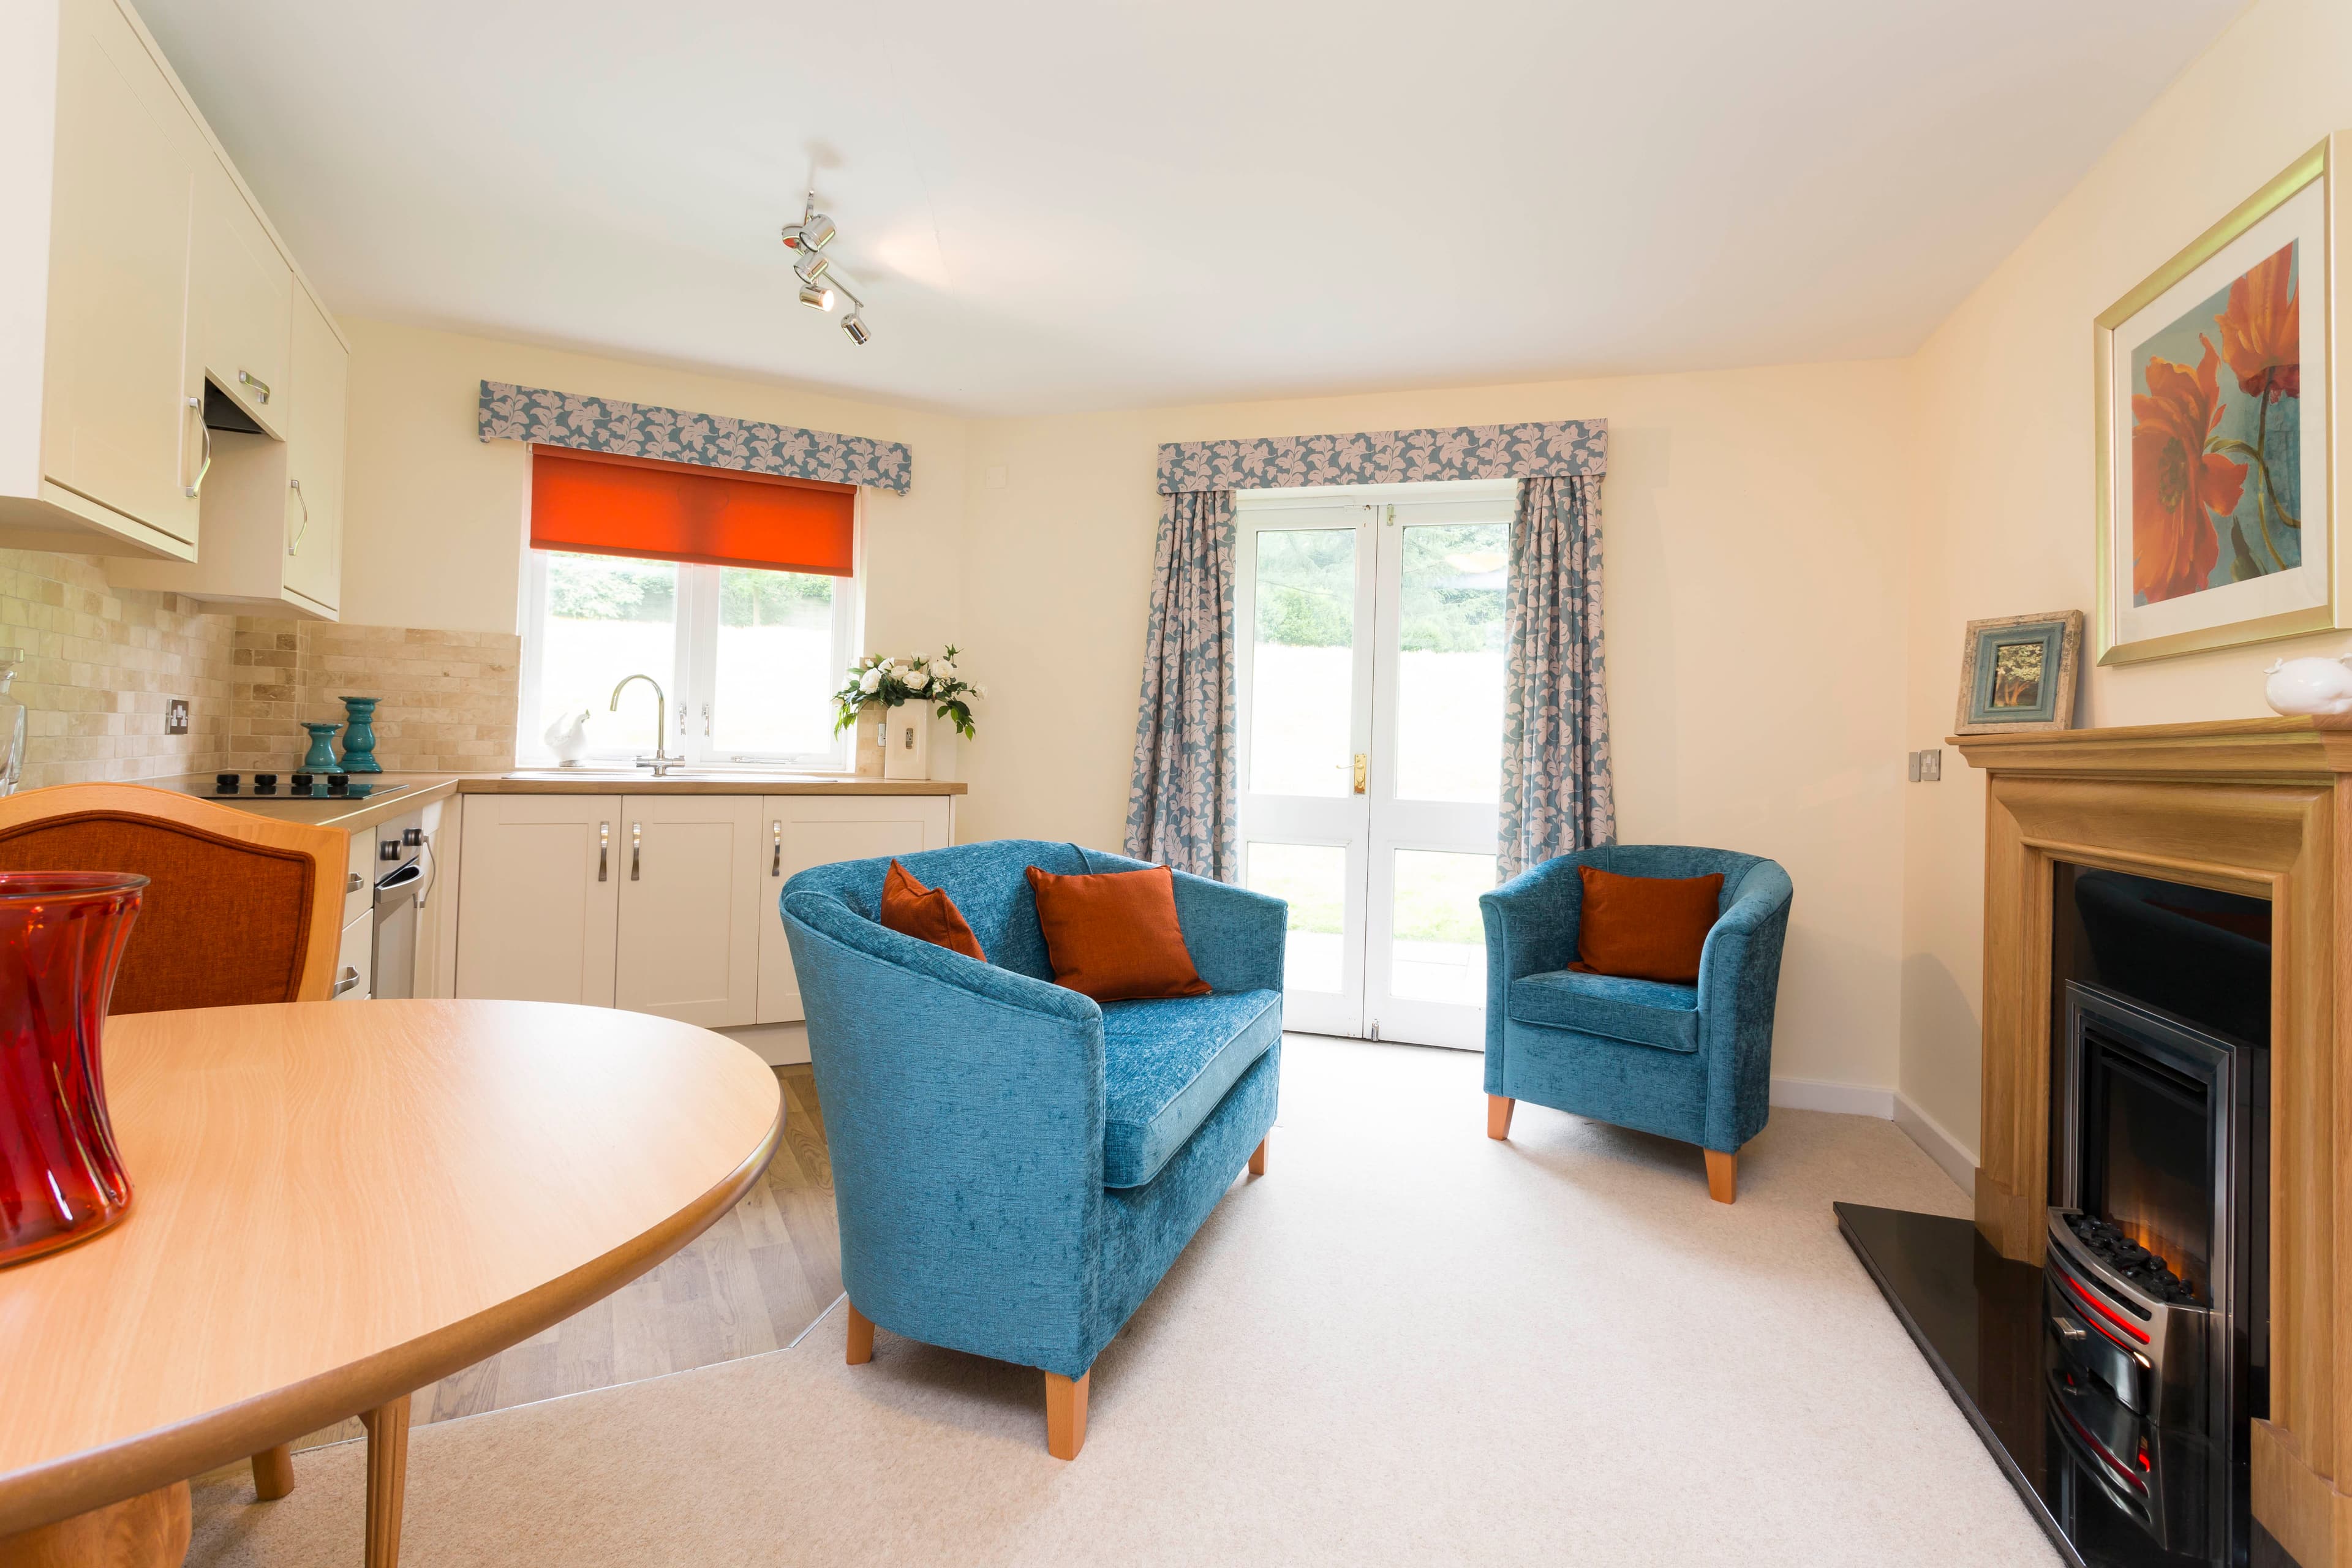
left=841, top=312, right=870, bottom=345
left=798, top=284, right=835, bottom=312
left=798, top=213, right=837, bottom=251
left=793, top=247, right=831, bottom=285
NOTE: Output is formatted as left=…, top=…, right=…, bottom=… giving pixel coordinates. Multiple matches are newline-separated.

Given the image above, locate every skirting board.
left=1767, top=1076, right=1978, bottom=1199
left=1767, top=1075, right=1894, bottom=1118
left=719, top=1022, right=810, bottom=1067
left=1891, top=1090, right=1978, bottom=1198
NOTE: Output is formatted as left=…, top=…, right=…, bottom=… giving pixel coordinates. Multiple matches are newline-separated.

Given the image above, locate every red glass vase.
left=0, top=871, right=146, bottom=1267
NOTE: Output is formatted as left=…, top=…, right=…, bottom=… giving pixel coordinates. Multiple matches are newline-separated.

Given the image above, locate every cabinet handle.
left=598, top=821, right=609, bottom=882
left=183, top=397, right=211, bottom=499
left=333, top=965, right=363, bottom=997
left=288, top=477, right=309, bottom=556
left=346, top=871, right=363, bottom=894
left=238, top=369, right=271, bottom=405
left=771, top=820, right=782, bottom=876
left=630, top=821, right=642, bottom=881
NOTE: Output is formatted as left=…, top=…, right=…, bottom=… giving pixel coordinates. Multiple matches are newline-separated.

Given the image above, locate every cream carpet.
left=188, top=1036, right=2059, bottom=1566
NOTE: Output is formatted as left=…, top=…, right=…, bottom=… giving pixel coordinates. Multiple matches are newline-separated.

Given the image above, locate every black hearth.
left=1842, top=866, right=2275, bottom=1568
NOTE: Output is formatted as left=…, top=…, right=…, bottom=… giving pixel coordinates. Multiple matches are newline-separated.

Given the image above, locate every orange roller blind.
left=529, top=447, right=856, bottom=576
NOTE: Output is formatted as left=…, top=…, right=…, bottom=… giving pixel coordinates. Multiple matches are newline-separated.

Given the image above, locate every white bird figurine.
left=543, top=707, right=594, bottom=764
left=2263, top=656, right=2352, bottom=717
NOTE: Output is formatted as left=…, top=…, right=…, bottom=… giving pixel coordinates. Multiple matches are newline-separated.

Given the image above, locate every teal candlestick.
left=300, top=723, right=344, bottom=774
left=337, top=696, right=382, bottom=773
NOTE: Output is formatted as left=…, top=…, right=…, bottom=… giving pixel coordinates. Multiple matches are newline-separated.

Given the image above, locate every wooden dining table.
left=0, top=998, right=784, bottom=1567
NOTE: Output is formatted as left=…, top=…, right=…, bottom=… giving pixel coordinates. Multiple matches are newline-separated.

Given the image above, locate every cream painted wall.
left=1900, top=0, right=2352, bottom=1160
left=960, top=363, right=1918, bottom=1090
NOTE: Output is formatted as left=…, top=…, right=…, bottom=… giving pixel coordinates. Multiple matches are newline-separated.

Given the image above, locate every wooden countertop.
left=153, top=771, right=967, bottom=834
left=0, top=1000, right=783, bottom=1536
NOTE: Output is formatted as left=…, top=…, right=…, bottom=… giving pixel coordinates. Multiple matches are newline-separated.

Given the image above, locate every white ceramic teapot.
left=2263, top=655, right=2352, bottom=717
left=542, top=707, right=594, bottom=764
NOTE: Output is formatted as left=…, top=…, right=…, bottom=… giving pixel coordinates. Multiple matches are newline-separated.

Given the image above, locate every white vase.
left=882, top=705, right=931, bottom=781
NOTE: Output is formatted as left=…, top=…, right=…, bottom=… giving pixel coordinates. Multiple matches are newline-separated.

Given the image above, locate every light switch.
left=1907, top=750, right=1921, bottom=783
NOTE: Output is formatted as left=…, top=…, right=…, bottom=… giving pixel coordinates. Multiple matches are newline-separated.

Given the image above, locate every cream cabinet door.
left=454, top=794, right=620, bottom=1007
left=40, top=0, right=202, bottom=549
left=614, top=794, right=763, bottom=1028
left=282, top=291, right=345, bottom=612
left=334, top=908, right=372, bottom=1001
left=187, top=156, right=291, bottom=440
left=756, top=796, right=956, bottom=1024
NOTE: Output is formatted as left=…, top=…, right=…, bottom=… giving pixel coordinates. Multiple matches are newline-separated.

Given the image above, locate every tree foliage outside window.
left=1252, top=524, right=1504, bottom=652
left=546, top=552, right=835, bottom=628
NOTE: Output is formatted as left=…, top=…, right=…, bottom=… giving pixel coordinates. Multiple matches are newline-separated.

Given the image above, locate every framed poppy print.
left=2095, top=136, right=2346, bottom=665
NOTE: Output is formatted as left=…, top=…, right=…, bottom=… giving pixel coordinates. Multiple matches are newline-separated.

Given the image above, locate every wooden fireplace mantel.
left=1956, top=715, right=2352, bottom=1567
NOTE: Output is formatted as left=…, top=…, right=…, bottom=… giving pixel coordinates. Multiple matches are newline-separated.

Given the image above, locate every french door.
left=1236, top=483, right=1512, bottom=1049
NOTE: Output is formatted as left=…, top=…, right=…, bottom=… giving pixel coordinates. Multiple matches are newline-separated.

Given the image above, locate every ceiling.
left=136, top=0, right=2244, bottom=417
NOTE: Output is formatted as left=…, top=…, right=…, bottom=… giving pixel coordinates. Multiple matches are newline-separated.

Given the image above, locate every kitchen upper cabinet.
left=115, top=283, right=347, bottom=616
left=27, top=0, right=203, bottom=556
left=455, top=794, right=619, bottom=1009
left=614, top=794, right=764, bottom=1029
left=187, top=156, right=290, bottom=442
left=281, top=293, right=346, bottom=613
left=2, top=0, right=345, bottom=597
left=755, top=796, right=957, bottom=1025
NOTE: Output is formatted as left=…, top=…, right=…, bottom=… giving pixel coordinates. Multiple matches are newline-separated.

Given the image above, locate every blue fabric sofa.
left=778, top=840, right=1286, bottom=1458
left=1477, top=845, right=1793, bottom=1202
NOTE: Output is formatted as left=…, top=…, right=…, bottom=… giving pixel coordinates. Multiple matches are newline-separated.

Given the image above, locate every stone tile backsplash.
left=230, top=620, right=521, bottom=774
left=0, top=549, right=518, bottom=789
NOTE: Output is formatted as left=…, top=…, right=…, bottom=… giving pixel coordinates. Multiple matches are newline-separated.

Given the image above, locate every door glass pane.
left=1391, top=849, right=1497, bottom=1005
left=1394, top=522, right=1507, bottom=802
left=1250, top=529, right=1355, bottom=796
left=713, top=567, right=840, bottom=759
left=540, top=552, right=677, bottom=754
left=1245, top=842, right=1347, bottom=994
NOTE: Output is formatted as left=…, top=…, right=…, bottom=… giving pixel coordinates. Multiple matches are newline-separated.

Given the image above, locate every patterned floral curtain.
left=1499, top=475, right=1614, bottom=878
left=1125, top=489, right=1239, bottom=880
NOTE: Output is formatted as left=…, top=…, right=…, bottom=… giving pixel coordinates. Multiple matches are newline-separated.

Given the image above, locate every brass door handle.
left=1352, top=753, right=1368, bottom=794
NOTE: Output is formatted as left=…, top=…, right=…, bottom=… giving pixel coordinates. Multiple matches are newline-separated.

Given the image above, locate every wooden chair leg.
left=1487, top=1095, right=1515, bottom=1140
left=1705, top=1147, right=1738, bottom=1204
left=250, top=1442, right=295, bottom=1501
left=359, top=1394, right=410, bottom=1568
left=1044, top=1370, right=1090, bottom=1461
left=1248, top=1136, right=1267, bottom=1176
left=845, top=1302, right=875, bottom=1365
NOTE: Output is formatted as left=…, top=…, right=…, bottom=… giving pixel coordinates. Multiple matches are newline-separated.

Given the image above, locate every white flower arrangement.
left=833, top=645, right=982, bottom=739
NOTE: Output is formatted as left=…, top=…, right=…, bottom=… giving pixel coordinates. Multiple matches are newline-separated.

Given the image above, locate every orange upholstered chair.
left=0, top=781, right=347, bottom=1501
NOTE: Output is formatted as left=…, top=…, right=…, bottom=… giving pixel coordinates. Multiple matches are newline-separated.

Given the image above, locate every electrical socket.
left=165, top=698, right=189, bottom=736
left=1907, top=747, right=1942, bottom=782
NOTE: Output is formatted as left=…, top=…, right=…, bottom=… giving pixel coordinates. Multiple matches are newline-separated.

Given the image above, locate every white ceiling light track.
left=783, top=191, right=870, bottom=345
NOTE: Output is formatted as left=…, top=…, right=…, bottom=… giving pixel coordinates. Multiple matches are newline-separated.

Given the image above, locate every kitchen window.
left=514, top=447, right=862, bottom=769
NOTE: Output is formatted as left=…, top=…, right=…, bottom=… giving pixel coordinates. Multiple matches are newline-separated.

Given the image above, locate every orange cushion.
left=1570, top=864, right=1724, bottom=985
left=1025, top=863, right=1212, bottom=1002
left=878, top=859, right=986, bottom=962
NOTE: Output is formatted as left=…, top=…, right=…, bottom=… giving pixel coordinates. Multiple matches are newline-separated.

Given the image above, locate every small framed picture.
left=1956, top=611, right=2084, bottom=734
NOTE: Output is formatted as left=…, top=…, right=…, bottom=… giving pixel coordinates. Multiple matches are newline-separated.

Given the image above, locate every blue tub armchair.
left=1478, top=845, right=1793, bottom=1202
left=778, top=840, right=1286, bottom=1458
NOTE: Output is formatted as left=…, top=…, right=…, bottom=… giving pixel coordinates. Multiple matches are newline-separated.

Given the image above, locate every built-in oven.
left=371, top=813, right=428, bottom=1001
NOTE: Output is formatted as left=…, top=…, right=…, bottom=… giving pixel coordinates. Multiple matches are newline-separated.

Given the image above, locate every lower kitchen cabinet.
left=754, top=795, right=956, bottom=1023
left=454, top=790, right=956, bottom=1028
left=613, top=793, right=763, bottom=1028
left=454, top=793, right=620, bottom=1008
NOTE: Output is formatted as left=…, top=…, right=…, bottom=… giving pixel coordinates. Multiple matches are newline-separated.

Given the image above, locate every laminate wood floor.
left=287, top=1065, right=840, bottom=1453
